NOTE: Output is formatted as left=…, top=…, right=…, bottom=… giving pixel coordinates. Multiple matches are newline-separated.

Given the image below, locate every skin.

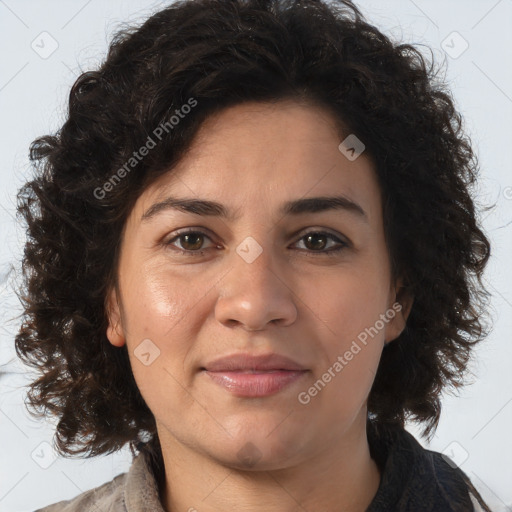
left=106, top=100, right=413, bottom=512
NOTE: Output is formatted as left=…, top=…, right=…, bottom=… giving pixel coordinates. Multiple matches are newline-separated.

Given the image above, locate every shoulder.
left=428, top=446, right=491, bottom=512
left=33, top=471, right=128, bottom=511
left=367, top=420, right=491, bottom=511
left=33, top=449, right=164, bottom=512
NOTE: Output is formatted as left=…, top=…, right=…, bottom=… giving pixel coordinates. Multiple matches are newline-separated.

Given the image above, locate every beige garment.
left=34, top=450, right=166, bottom=512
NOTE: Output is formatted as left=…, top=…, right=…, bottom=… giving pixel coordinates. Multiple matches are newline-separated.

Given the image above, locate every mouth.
left=200, top=352, right=309, bottom=397
left=201, top=368, right=309, bottom=397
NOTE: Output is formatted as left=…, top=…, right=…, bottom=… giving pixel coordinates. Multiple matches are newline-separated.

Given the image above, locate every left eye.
left=294, top=231, right=347, bottom=253
left=166, top=231, right=215, bottom=253
left=164, top=229, right=347, bottom=256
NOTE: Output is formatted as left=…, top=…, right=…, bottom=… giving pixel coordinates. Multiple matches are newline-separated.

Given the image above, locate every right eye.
left=163, top=229, right=219, bottom=256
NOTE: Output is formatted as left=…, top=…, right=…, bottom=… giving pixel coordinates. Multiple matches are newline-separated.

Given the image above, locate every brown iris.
left=304, top=233, right=328, bottom=251
left=180, top=233, right=204, bottom=251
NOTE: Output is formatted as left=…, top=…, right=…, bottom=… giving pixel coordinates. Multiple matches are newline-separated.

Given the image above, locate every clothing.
left=365, top=420, right=489, bottom=512
left=34, top=420, right=490, bottom=511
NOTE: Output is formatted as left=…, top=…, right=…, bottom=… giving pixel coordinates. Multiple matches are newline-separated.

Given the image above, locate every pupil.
left=306, top=234, right=326, bottom=250
left=183, top=233, right=202, bottom=250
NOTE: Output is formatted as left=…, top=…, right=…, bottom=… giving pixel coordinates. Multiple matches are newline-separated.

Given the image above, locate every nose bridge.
left=214, top=234, right=298, bottom=330
left=235, top=235, right=277, bottom=287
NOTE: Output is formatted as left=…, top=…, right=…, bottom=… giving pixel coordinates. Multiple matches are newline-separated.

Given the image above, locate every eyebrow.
left=141, top=195, right=368, bottom=223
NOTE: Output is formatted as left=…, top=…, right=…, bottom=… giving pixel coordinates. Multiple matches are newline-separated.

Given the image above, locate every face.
left=106, top=100, right=412, bottom=470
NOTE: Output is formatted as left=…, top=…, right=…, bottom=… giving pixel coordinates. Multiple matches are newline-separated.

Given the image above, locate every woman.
left=16, top=0, right=492, bottom=510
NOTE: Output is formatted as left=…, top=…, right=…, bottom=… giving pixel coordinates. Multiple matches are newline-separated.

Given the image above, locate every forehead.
left=134, top=101, right=382, bottom=226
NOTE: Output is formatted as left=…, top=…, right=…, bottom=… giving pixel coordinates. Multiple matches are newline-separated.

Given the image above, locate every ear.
left=106, top=286, right=126, bottom=347
left=384, top=278, right=414, bottom=345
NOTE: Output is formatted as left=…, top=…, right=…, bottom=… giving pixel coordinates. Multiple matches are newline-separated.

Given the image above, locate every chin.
left=207, top=423, right=308, bottom=469
left=211, top=442, right=302, bottom=471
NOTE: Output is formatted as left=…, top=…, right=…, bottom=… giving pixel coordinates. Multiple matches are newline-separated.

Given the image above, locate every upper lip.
left=202, top=353, right=307, bottom=372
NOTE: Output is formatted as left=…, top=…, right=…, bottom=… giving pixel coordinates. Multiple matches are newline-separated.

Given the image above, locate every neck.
left=158, top=413, right=381, bottom=512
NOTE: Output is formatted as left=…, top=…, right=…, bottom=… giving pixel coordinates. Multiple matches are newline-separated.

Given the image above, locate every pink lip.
left=203, top=352, right=306, bottom=372
left=203, top=370, right=308, bottom=397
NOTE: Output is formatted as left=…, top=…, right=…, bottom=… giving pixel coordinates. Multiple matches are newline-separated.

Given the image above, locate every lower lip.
left=203, top=370, right=308, bottom=397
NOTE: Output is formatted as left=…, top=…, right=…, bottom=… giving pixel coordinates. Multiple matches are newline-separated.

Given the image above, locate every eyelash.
left=163, top=229, right=348, bottom=257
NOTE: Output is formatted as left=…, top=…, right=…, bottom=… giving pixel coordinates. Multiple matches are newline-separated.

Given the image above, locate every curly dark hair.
left=15, top=0, right=491, bottom=469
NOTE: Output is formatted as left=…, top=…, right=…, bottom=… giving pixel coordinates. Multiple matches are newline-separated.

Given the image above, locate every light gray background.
left=1, top=1, right=511, bottom=511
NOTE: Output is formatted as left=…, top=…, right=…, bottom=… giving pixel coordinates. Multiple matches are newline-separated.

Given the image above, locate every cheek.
left=124, top=259, right=205, bottom=339
left=308, top=266, right=390, bottom=342
left=122, top=273, right=202, bottom=419
left=302, top=262, right=389, bottom=406
left=119, top=264, right=198, bottom=387
left=305, top=324, right=383, bottom=422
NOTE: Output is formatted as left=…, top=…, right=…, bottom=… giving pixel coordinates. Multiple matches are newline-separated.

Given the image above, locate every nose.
left=214, top=239, right=298, bottom=331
